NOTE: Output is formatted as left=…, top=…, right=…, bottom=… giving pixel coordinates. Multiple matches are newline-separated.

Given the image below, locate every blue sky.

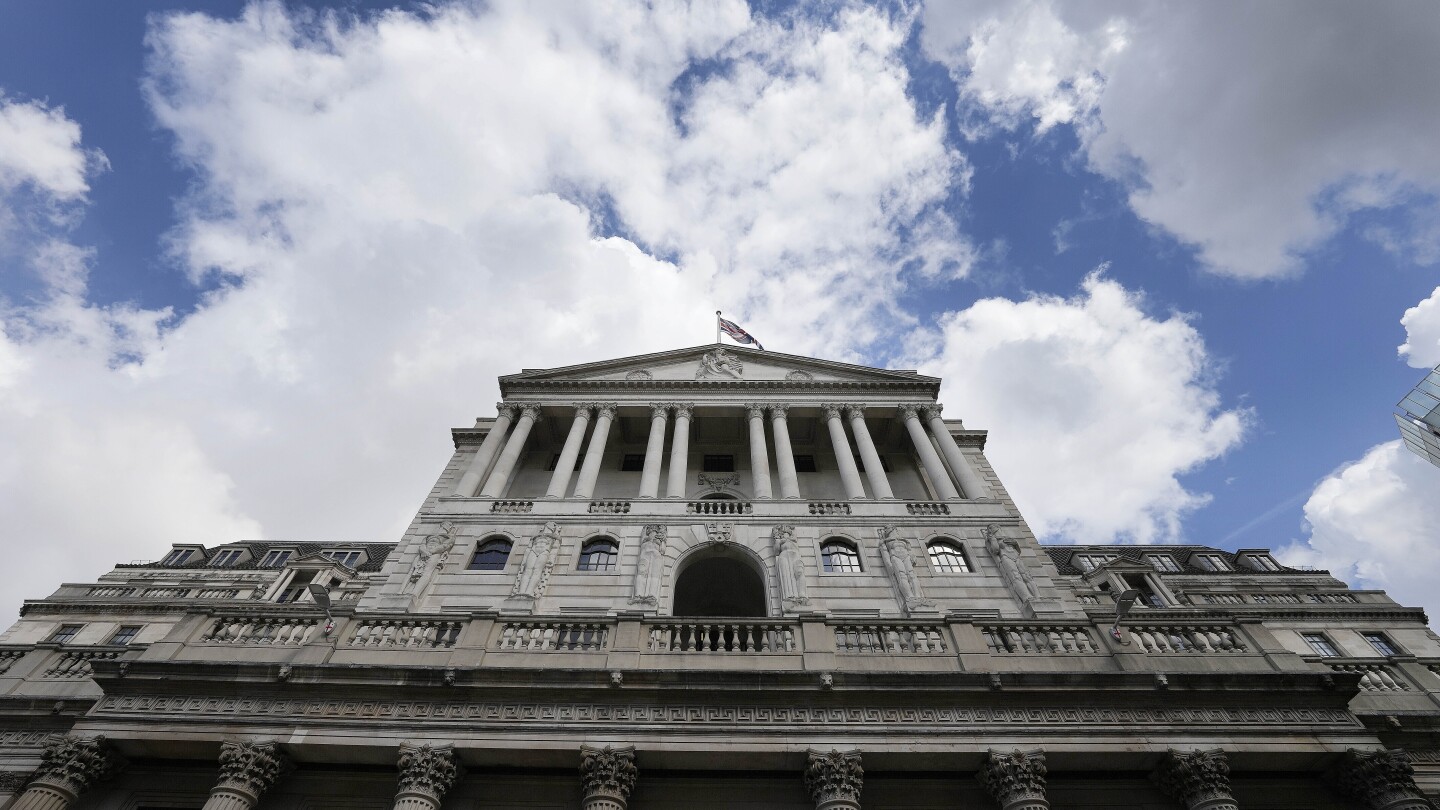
left=1, top=0, right=1438, bottom=621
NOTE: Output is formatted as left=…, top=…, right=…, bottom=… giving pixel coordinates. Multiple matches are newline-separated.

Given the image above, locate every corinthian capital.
left=649, top=402, right=670, bottom=419
left=843, top=404, right=869, bottom=419
left=978, top=749, right=1048, bottom=810
left=1332, top=749, right=1430, bottom=810
left=821, top=403, right=845, bottom=420
left=32, top=735, right=126, bottom=799
left=396, top=744, right=460, bottom=805
left=517, top=404, right=542, bottom=421
left=593, top=402, right=618, bottom=420
left=768, top=403, right=790, bottom=419
left=745, top=403, right=768, bottom=420
left=672, top=402, right=694, bottom=419
left=1154, top=749, right=1235, bottom=810
left=579, top=745, right=637, bottom=809
left=572, top=403, right=595, bottom=418
left=214, top=741, right=290, bottom=803
left=920, top=403, right=943, bottom=419
left=495, top=402, right=518, bottom=419
left=805, top=749, right=863, bottom=810
left=896, top=404, right=921, bottom=420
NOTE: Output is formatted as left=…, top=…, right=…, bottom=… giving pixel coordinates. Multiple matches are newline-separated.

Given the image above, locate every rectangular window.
left=322, top=550, right=361, bottom=567
left=1301, top=632, right=1340, bottom=657
left=259, top=550, right=292, bottom=568
left=1193, top=553, right=1230, bottom=572
left=1245, top=554, right=1281, bottom=571
left=702, top=454, right=735, bottom=472
left=1074, top=553, right=1118, bottom=572
left=211, top=549, right=244, bottom=567
left=620, top=454, right=646, bottom=472
left=1362, top=632, right=1400, bottom=656
left=161, top=548, right=194, bottom=566
left=108, top=626, right=142, bottom=645
left=1145, top=554, right=1181, bottom=573
left=793, top=455, right=818, bottom=473
left=47, top=624, right=83, bottom=644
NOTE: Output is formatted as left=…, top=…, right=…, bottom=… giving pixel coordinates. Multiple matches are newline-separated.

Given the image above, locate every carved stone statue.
left=878, top=527, right=933, bottom=615
left=403, top=522, right=458, bottom=595
left=695, top=347, right=743, bottom=380
left=986, top=524, right=1041, bottom=603
left=512, top=522, right=561, bottom=599
left=771, top=524, right=809, bottom=607
left=629, top=525, right=666, bottom=607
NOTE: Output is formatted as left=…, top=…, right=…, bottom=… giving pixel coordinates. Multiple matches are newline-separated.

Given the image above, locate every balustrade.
left=142, top=587, right=191, bottom=598
left=686, top=500, right=752, bottom=515
left=42, top=649, right=122, bottom=678
left=1127, top=625, right=1247, bottom=653
left=981, top=624, right=1098, bottom=654
left=490, top=500, right=534, bottom=514
left=905, top=502, right=951, bottom=515
left=194, top=588, right=240, bottom=599
left=87, top=586, right=136, bottom=597
left=588, top=500, right=631, bottom=514
left=834, top=623, right=947, bottom=654
left=807, top=501, right=852, bottom=515
left=647, top=620, right=797, bottom=653
left=0, top=648, right=27, bottom=674
left=495, top=621, right=609, bottom=651
left=201, top=615, right=319, bottom=645
left=1307, top=592, right=1359, bottom=603
left=1329, top=662, right=1411, bottom=692
left=346, top=619, right=463, bottom=649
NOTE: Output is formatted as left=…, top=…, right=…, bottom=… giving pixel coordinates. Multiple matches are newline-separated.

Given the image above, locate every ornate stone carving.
left=518, top=404, right=542, bottom=421
left=896, top=404, right=920, bottom=419
left=625, top=370, right=653, bottom=381
left=843, top=404, right=868, bottom=418
left=697, top=472, right=741, bottom=490
left=403, top=521, right=458, bottom=594
left=768, top=403, right=790, bottom=418
left=579, top=745, right=637, bottom=810
left=821, top=403, right=845, bottom=420
left=213, top=740, right=290, bottom=804
left=629, top=525, right=666, bottom=607
left=1154, top=749, right=1237, bottom=810
left=649, top=402, right=670, bottom=418
left=495, top=402, right=518, bottom=419
left=772, top=525, right=809, bottom=607
left=512, top=522, right=561, bottom=599
left=672, top=402, right=694, bottom=419
left=395, top=744, right=459, bottom=807
left=594, top=402, right=618, bottom=420
left=785, top=369, right=814, bottom=381
left=696, top=348, right=743, bottom=380
left=29, top=735, right=125, bottom=800
left=804, top=749, right=863, bottom=810
left=978, top=749, right=1049, bottom=810
left=745, top=403, right=767, bottom=420
left=0, top=771, right=31, bottom=793
left=877, top=527, right=933, bottom=615
left=1332, top=749, right=1433, bottom=810
left=705, top=523, right=734, bottom=545
left=986, top=524, right=1041, bottom=604
left=921, top=403, right=943, bottom=418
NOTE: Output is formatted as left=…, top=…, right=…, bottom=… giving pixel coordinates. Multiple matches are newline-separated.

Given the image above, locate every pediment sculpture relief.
left=695, top=348, right=744, bottom=380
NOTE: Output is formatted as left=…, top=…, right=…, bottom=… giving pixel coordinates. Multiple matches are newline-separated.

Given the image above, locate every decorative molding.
left=214, top=741, right=290, bottom=802
left=1331, top=749, right=1431, bottom=810
left=978, top=749, right=1048, bottom=810
left=579, top=745, right=637, bottom=810
left=785, top=370, right=815, bottom=381
left=705, top=524, right=734, bottom=546
left=697, top=473, right=741, bottom=490
left=1154, top=749, right=1236, bottom=810
left=805, top=749, right=863, bottom=810
left=31, top=735, right=126, bottom=799
left=625, top=370, right=653, bottom=381
left=395, top=743, right=459, bottom=805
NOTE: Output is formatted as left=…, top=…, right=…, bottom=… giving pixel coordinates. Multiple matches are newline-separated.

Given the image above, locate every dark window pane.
left=578, top=540, right=619, bottom=572
left=469, top=539, right=513, bottom=571
left=793, top=455, right=818, bottom=473
left=821, top=540, right=861, bottom=573
left=928, top=541, right=970, bottom=573
left=702, top=455, right=735, bottom=472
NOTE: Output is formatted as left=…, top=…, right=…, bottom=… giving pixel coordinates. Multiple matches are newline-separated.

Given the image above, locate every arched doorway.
left=672, top=548, right=767, bottom=618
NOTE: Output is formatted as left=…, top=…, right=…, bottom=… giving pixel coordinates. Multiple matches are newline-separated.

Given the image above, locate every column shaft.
left=847, top=406, right=894, bottom=499
left=480, top=406, right=539, bottom=497
left=824, top=405, right=866, bottom=500
left=902, top=406, right=960, bottom=500
left=665, top=405, right=693, bottom=498
left=771, top=406, right=801, bottom=499
left=638, top=405, right=668, bottom=498
left=546, top=406, right=592, bottom=498
left=452, top=406, right=514, bottom=496
left=924, top=407, right=990, bottom=499
left=747, top=405, right=774, bottom=499
left=572, top=405, right=615, bottom=499
left=8, top=785, right=75, bottom=810
left=201, top=789, right=260, bottom=810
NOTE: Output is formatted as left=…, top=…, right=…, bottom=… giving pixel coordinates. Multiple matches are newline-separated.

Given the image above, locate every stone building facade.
left=1, top=345, right=1438, bottom=809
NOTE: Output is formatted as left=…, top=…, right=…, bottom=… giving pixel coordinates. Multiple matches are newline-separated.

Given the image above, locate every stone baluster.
left=922, top=404, right=990, bottom=499
left=480, top=405, right=540, bottom=497
left=572, top=403, right=616, bottom=499
left=452, top=404, right=516, bottom=496
left=393, top=744, right=460, bottom=810
left=665, top=404, right=694, bottom=498
left=578, top=745, right=637, bottom=810
left=638, top=404, right=668, bottom=498
left=823, top=404, right=866, bottom=500
left=770, top=405, right=802, bottom=499
left=1153, top=749, right=1237, bottom=810
left=746, top=404, right=774, bottom=499
left=546, top=404, right=593, bottom=498
left=804, top=749, right=863, bottom=810
left=846, top=405, right=894, bottom=499
left=9, top=735, right=125, bottom=810
left=899, top=405, right=960, bottom=501
left=201, top=741, right=290, bottom=810
left=978, top=749, right=1049, bottom=810
left=1332, top=749, right=1433, bottom=810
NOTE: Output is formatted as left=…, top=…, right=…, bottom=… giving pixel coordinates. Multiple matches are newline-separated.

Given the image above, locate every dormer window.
left=161, top=548, right=195, bottom=566
left=259, top=550, right=293, bottom=568
left=1240, top=553, right=1281, bottom=572
left=322, top=550, right=362, bottom=568
left=1192, top=553, right=1231, bottom=572
left=1145, top=554, right=1182, bottom=573
left=211, top=549, right=245, bottom=567
left=1074, top=553, right=1118, bottom=572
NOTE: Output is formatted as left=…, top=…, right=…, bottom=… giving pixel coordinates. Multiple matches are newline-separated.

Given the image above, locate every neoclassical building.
left=2, top=345, right=1438, bottom=810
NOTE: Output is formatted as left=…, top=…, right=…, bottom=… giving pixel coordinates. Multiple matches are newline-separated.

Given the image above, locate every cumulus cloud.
left=1400, top=286, right=1440, bottom=369
left=923, top=1, right=1440, bottom=279
left=0, top=95, right=97, bottom=201
left=1277, top=441, right=1440, bottom=620
left=907, top=272, right=1249, bottom=543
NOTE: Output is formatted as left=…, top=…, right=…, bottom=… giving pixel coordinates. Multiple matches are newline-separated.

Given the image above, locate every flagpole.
left=715, top=310, right=722, bottom=345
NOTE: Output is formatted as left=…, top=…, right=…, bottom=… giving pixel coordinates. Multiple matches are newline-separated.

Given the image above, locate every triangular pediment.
left=500, top=345, right=936, bottom=390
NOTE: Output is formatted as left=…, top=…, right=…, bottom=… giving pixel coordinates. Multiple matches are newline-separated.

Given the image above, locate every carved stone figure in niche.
left=986, top=524, right=1041, bottom=603
left=771, top=524, right=809, bottom=607
left=695, top=347, right=743, bottom=380
left=629, top=524, right=667, bottom=606
left=878, top=526, right=934, bottom=614
left=402, top=521, right=458, bottom=595
left=512, top=521, right=562, bottom=599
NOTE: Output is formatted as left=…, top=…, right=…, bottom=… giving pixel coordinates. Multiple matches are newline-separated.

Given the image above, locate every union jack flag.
left=719, top=317, right=764, bottom=351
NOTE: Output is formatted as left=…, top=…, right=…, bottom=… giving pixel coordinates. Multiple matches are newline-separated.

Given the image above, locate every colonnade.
left=14, top=737, right=1432, bottom=810
left=450, top=401, right=991, bottom=501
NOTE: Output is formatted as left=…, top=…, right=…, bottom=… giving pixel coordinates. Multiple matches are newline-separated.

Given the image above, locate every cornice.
left=504, top=379, right=940, bottom=393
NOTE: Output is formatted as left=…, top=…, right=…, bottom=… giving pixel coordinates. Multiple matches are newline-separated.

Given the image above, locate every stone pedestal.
left=1154, top=749, right=1238, bottom=810
left=393, top=744, right=459, bottom=810
left=9, top=736, right=125, bottom=810
left=978, top=749, right=1049, bottom=810
left=201, top=741, right=289, bottom=810
left=805, top=749, right=863, bottom=810
left=579, top=745, right=637, bottom=810
left=1332, top=749, right=1434, bottom=810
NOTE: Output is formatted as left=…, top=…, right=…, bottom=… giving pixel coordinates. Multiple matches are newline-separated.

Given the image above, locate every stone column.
left=1332, top=749, right=1433, bottom=810
left=579, top=745, right=637, bottom=810
left=805, top=749, right=863, bottom=810
left=452, top=404, right=516, bottom=496
left=480, top=405, right=540, bottom=497
left=900, top=405, right=961, bottom=501
left=823, top=404, right=866, bottom=500
left=9, top=735, right=125, bottom=810
left=638, top=404, right=668, bottom=498
left=393, top=744, right=459, bottom=810
left=746, top=404, right=774, bottom=499
left=978, top=749, right=1049, bottom=810
left=572, top=403, right=616, bottom=499
left=202, top=741, right=290, bottom=810
left=922, top=405, right=990, bottom=499
left=770, top=405, right=802, bottom=499
left=545, top=404, right=593, bottom=498
left=665, top=403, right=693, bottom=498
left=1154, top=749, right=1237, bottom=810
left=846, top=405, right=894, bottom=499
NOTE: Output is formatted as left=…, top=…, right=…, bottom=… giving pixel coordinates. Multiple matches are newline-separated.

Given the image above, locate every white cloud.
left=923, top=1, right=1440, bottom=279
left=1400, top=286, right=1440, bottom=369
left=1277, top=441, right=1440, bottom=620
left=908, top=272, right=1249, bottom=543
left=0, top=95, right=96, bottom=201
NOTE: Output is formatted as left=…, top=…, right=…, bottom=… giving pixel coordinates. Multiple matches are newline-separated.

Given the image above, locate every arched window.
left=927, top=539, right=971, bottom=573
left=468, top=537, right=512, bottom=571
left=820, top=539, right=862, bottom=573
left=578, top=538, right=620, bottom=572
